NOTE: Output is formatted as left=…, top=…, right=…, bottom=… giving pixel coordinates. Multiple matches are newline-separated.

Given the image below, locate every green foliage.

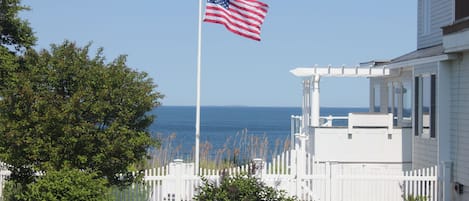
left=0, top=41, right=163, bottom=186
left=403, top=195, right=428, bottom=201
left=110, top=183, right=151, bottom=201
left=194, top=174, right=297, bottom=201
left=0, top=0, right=35, bottom=92
left=0, top=0, right=36, bottom=51
left=3, top=168, right=109, bottom=201
left=2, top=180, right=24, bottom=201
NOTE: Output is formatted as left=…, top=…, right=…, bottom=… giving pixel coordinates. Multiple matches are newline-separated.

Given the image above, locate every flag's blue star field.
left=207, top=0, right=230, bottom=9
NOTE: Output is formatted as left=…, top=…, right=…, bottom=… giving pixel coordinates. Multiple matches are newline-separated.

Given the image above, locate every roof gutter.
left=382, top=54, right=458, bottom=69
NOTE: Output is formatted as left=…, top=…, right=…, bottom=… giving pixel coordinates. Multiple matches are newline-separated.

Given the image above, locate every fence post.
left=296, top=149, right=303, bottom=199
left=169, top=159, right=183, bottom=201
left=293, top=134, right=308, bottom=198
left=167, top=159, right=196, bottom=201
left=325, top=161, right=331, bottom=201
left=252, top=158, right=265, bottom=177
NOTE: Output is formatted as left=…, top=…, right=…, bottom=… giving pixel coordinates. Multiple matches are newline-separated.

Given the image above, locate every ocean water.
left=147, top=106, right=367, bottom=160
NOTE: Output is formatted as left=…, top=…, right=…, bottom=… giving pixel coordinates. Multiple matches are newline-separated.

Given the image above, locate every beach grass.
left=148, top=129, right=291, bottom=169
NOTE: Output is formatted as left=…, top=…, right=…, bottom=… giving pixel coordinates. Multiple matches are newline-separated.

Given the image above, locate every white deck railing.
left=319, top=115, right=349, bottom=127
left=291, top=113, right=395, bottom=130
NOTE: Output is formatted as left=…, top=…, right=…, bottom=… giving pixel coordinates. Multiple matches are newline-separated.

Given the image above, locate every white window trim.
left=422, top=0, right=432, bottom=35
left=415, top=73, right=436, bottom=139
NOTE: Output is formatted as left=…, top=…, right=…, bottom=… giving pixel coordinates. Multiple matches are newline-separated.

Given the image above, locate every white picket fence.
left=1, top=150, right=439, bottom=201
left=109, top=148, right=439, bottom=201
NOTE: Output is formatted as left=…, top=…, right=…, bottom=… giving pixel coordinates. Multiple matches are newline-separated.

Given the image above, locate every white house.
left=2, top=1, right=468, bottom=201
left=290, top=0, right=469, bottom=200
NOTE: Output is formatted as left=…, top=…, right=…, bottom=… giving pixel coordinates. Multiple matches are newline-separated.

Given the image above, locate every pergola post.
left=301, top=79, right=311, bottom=133
left=311, top=75, right=320, bottom=127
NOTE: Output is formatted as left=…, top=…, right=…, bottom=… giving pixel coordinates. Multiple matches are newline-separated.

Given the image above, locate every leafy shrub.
left=194, top=174, right=296, bottom=201
left=6, top=168, right=109, bottom=201
left=2, top=181, right=24, bottom=201
left=403, top=195, right=428, bottom=201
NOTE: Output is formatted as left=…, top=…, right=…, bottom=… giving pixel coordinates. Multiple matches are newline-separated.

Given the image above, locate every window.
left=421, top=0, right=431, bottom=35
left=456, top=0, right=469, bottom=21
left=414, top=75, right=436, bottom=138
left=422, top=76, right=431, bottom=136
left=414, top=77, right=420, bottom=136
left=430, top=75, right=436, bottom=138
left=402, top=80, right=412, bottom=122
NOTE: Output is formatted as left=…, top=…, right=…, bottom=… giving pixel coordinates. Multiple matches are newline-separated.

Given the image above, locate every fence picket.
left=0, top=150, right=440, bottom=201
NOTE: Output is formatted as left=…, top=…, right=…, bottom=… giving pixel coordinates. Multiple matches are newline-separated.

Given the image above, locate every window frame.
left=455, top=0, right=469, bottom=21
left=414, top=74, right=436, bottom=138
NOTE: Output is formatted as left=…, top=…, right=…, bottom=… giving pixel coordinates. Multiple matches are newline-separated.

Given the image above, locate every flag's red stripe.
left=235, top=0, right=269, bottom=13
left=206, top=4, right=264, bottom=28
left=204, top=19, right=261, bottom=41
left=228, top=6, right=264, bottom=25
left=230, top=1, right=267, bottom=20
left=232, top=0, right=268, bottom=15
left=205, top=12, right=261, bottom=35
left=206, top=6, right=263, bottom=30
left=239, top=0, right=269, bottom=9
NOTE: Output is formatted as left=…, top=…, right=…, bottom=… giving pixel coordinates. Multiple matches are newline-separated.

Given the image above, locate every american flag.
left=204, top=0, right=269, bottom=41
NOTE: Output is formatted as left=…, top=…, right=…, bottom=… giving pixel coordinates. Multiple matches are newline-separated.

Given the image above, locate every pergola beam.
left=290, top=66, right=390, bottom=78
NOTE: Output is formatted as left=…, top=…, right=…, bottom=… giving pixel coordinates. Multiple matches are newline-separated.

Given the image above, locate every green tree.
left=0, top=0, right=36, bottom=51
left=5, top=168, right=109, bottom=201
left=0, top=0, right=36, bottom=90
left=0, top=41, right=163, bottom=186
left=194, top=174, right=297, bottom=201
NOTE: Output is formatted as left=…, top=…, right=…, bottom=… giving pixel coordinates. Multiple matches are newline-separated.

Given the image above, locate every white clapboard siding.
left=450, top=51, right=469, bottom=199
left=417, top=0, right=454, bottom=49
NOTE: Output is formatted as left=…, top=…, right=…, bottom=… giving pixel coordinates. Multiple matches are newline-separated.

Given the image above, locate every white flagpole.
left=195, top=0, right=203, bottom=175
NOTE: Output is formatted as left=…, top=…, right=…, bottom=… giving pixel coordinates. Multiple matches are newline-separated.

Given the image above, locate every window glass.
left=403, top=80, right=412, bottom=121
left=422, top=76, right=431, bottom=135
left=430, top=75, right=436, bottom=138
left=414, top=77, right=420, bottom=136
left=456, top=0, right=469, bottom=20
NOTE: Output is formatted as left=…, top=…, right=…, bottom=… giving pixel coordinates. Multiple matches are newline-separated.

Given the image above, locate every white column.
left=381, top=80, right=388, bottom=113
left=437, top=61, right=452, bottom=201
left=311, top=75, right=320, bottom=127
left=437, top=61, right=451, bottom=167
left=397, top=82, right=404, bottom=126
left=302, top=79, right=311, bottom=132
left=370, top=78, right=375, bottom=112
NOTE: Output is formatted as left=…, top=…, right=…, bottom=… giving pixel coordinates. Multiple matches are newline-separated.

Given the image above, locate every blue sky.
left=22, top=0, right=417, bottom=107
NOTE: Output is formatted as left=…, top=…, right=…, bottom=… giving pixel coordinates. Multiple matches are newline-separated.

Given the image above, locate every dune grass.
left=148, top=129, right=291, bottom=169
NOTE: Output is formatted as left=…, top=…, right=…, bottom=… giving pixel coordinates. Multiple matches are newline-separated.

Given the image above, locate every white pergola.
left=290, top=65, right=390, bottom=130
